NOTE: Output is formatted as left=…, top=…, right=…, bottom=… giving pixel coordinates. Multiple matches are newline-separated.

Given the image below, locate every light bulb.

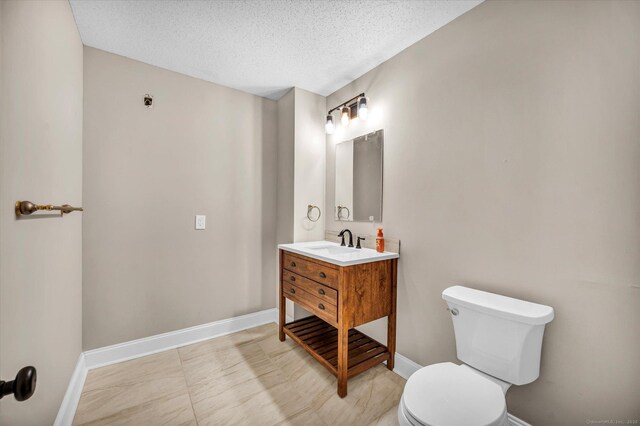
left=357, top=97, right=368, bottom=120
left=325, top=115, right=334, bottom=134
left=341, top=106, right=350, bottom=127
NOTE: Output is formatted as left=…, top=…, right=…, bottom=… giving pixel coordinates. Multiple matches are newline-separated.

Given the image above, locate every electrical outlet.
left=195, top=215, right=206, bottom=230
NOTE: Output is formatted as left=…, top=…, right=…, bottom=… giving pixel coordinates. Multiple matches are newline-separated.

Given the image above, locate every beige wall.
left=275, top=87, right=327, bottom=244
left=82, top=47, right=278, bottom=350
left=276, top=89, right=295, bottom=247
left=325, top=1, right=640, bottom=424
left=0, top=1, right=83, bottom=424
left=293, top=88, right=326, bottom=242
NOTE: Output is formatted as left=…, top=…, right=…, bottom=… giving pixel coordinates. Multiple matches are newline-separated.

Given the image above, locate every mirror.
left=334, top=130, right=383, bottom=222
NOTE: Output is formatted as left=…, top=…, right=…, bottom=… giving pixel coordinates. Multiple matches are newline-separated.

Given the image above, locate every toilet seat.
left=401, top=362, right=508, bottom=426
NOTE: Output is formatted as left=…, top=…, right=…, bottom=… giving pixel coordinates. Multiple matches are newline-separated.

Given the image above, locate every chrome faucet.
left=338, top=229, right=354, bottom=247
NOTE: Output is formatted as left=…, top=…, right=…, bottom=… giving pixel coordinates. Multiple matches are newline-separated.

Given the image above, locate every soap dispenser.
left=376, top=228, right=385, bottom=253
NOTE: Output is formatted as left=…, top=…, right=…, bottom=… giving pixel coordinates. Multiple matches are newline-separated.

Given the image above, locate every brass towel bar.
left=15, top=200, right=83, bottom=217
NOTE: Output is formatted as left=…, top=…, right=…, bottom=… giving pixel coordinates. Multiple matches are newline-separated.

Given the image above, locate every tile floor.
left=73, top=322, right=405, bottom=425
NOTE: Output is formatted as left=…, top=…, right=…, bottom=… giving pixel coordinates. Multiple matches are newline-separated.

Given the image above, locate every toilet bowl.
left=397, top=286, right=554, bottom=426
left=398, top=362, right=508, bottom=426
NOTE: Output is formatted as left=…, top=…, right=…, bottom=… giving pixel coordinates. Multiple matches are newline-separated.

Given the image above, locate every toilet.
left=398, top=285, right=554, bottom=426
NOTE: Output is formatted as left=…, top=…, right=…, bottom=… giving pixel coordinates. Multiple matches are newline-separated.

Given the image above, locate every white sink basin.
left=307, top=245, right=360, bottom=255
left=278, top=240, right=398, bottom=267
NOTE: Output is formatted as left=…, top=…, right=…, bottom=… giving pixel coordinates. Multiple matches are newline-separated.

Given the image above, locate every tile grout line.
left=256, top=328, right=333, bottom=426
left=249, top=327, right=320, bottom=425
left=75, top=351, right=200, bottom=425
left=176, top=347, right=200, bottom=426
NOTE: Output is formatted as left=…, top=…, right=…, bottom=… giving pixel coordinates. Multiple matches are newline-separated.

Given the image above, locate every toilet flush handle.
left=447, top=307, right=459, bottom=316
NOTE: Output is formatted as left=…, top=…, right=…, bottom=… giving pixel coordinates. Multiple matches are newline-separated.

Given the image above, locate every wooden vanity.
left=278, top=245, right=398, bottom=397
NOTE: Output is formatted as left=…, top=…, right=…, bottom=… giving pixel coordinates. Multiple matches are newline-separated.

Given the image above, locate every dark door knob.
left=0, top=366, right=37, bottom=402
left=319, top=272, right=326, bottom=278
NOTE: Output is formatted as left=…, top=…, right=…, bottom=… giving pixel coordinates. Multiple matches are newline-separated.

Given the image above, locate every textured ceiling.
left=70, top=0, right=482, bottom=100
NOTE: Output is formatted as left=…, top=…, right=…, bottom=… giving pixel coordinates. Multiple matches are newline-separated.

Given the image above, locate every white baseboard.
left=54, top=353, right=87, bottom=426
left=391, top=352, right=423, bottom=380
left=508, top=413, right=532, bottom=426
left=84, top=308, right=277, bottom=369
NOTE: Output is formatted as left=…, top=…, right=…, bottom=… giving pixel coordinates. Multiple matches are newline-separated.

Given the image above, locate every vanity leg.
left=278, top=250, right=285, bottom=342
left=387, top=258, right=398, bottom=371
left=337, top=325, right=349, bottom=397
left=387, top=314, right=396, bottom=371
left=278, top=295, right=285, bottom=342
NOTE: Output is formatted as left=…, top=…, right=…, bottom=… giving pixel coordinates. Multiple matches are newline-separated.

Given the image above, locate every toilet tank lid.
left=442, top=286, right=554, bottom=325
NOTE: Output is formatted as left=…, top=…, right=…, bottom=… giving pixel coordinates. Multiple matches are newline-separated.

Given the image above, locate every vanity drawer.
left=283, top=252, right=338, bottom=290
left=283, top=281, right=337, bottom=324
left=283, top=270, right=338, bottom=304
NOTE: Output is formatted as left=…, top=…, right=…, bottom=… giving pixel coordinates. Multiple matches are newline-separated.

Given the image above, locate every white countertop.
left=278, top=240, right=399, bottom=267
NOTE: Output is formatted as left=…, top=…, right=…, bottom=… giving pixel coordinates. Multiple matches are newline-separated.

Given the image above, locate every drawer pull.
left=289, top=288, right=296, bottom=294
left=318, top=303, right=325, bottom=310
left=318, top=288, right=325, bottom=295
left=319, top=272, right=326, bottom=278
left=290, top=276, right=296, bottom=281
left=290, top=261, right=296, bottom=268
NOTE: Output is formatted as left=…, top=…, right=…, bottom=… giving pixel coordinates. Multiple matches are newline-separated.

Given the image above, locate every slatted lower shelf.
left=283, top=315, right=390, bottom=378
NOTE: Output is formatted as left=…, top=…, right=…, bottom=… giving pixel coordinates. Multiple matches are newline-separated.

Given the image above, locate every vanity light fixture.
left=357, top=97, right=368, bottom=120
left=325, top=115, right=335, bottom=134
left=341, top=106, right=350, bottom=127
left=325, top=92, right=368, bottom=134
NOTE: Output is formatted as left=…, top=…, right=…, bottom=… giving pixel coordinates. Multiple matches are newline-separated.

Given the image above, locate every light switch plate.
left=195, top=215, right=206, bottom=230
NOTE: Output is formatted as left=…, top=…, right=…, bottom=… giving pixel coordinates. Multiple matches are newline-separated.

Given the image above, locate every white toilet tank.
left=442, top=286, right=554, bottom=386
